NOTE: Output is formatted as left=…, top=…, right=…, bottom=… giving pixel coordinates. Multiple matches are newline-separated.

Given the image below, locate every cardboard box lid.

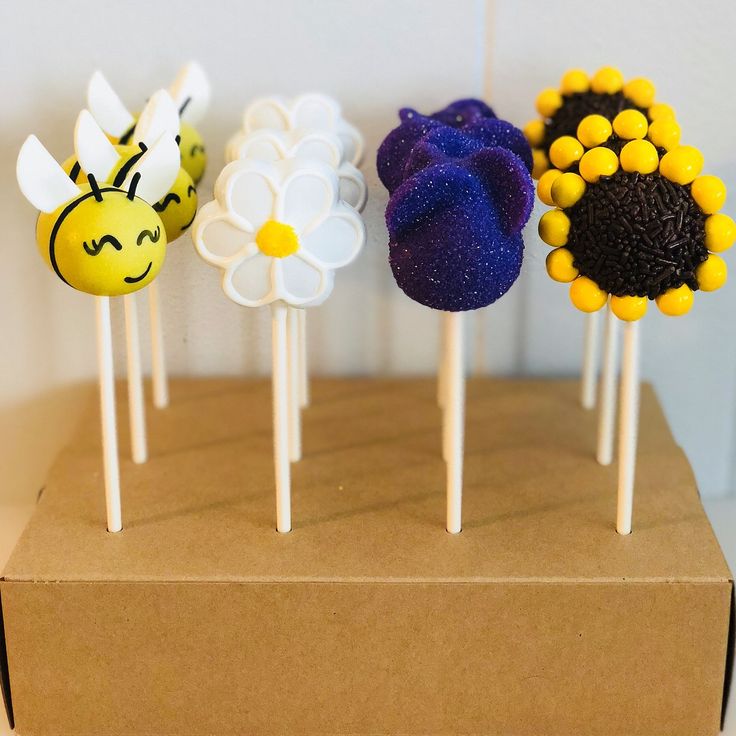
left=2, top=378, right=731, bottom=585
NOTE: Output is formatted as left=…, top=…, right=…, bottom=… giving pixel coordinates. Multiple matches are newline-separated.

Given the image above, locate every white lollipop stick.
left=597, top=304, right=619, bottom=466
left=616, top=320, right=640, bottom=535
left=123, top=293, right=147, bottom=464
left=272, top=302, right=292, bottom=533
left=287, top=306, right=302, bottom=462
left=437, top=311, right=447, bottom=410
left=298, top=308, right=309, bottom=408
left=148, top=281, right=169, bottom=409
left=96, top=296, right=122, bottom=533
left=445, top=311, right=465, bottom=534
left=581, top=311, right=600, bottom=409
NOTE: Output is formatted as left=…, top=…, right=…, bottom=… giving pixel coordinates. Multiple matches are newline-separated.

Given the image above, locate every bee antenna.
left=127, top=172, right=141, bottom=201
left=179, top=96, right=192, bottom=116
left=138, top=141, right=148, bottom=153
left=175, top=134, right=181, bottom=145
left=87, top=173, right=103, bottom=202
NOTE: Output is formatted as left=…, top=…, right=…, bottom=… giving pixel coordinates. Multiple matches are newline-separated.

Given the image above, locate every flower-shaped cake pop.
left=242, top=93, right=364, bottom=168
left=538, top=109, right=735, bottom=320
left=193, top=158, right=365, bottom=308
left=225, top=127, right=366, bottom=212
left=525, top=66, right=675, bottom=179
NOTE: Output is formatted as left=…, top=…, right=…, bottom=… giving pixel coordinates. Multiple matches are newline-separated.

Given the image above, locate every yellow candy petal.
left=570, top=277, right=607, bottom=312
left=696, top=254, right=727, bottom=292
left=705, top=213, right=736, bottom=253
left=619, top=140, right=659, bottom=174
left=560, top=69, right=589, bottom=95
left=655, top=284, right=694, bottom=316
left=576, top=114, right=612, bottom=149
left=612, top=109, right=649, bottom=140
left=578, top=147, right=619, bottom=183
left=691, top=175, right=727, bottom=215
left=537, top=168, right=562, bottom=207
left=610, top=295, right=648, bottom=321
left=524, top=119, right=546, bottom=147
left=546, top=247, right=579, bottom=283
left=532, top=149, right=550, bottom=180
left=536, top=88, right=563, bottom=118
left=538, top=209, right=570, bottom=247
left=623, top=78, right=656, bottom=108
left=549, top=135, right=584, bottom=170
left=591, top=66, right=624, bottom=94
left=659, top=146, right=704, bottom=185
left=648, top=102, right=676, bottom=122
left=647, top=117, right=681, bottom=150
left=551, top=172, right=586, bottom=208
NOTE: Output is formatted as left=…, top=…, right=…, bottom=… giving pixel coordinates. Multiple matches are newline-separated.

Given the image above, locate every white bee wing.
left=134, top=89, right=180, bottom=147
left=87, top=70, right=136, bottom=138
left=169, top=61, right=210, bottom=125
left=75, top=109, right=121, bottom=184
left=17, top=135, right=82, bottom=213
left=121, top=132, right=180, bottom=205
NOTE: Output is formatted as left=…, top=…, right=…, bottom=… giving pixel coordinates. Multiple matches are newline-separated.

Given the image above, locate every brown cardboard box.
left=1, top=377, right=732, bottom=735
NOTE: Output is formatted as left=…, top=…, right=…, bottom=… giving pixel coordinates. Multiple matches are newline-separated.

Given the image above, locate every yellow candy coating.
left=647, top=117, right=681, bottom=150
left=538, top=209, right=570, bottom=247
left=570, top=277, right=607, bottom=312
left=537, top=168, right=562, bottom=206
left=549, top=136, right=584, bottom=170
left=610, top=295, right=647, bottom=321
left=612, top=109, right=648, bottom=140
left=655, top=284, right=694, bottom=316
left=576, top=114, right=612, bottom=149
left=590, top=66, right=624, bottom=94
left=659, top=145, right=704, bottom=185
left=648, top=102, right=675, bottom=121
left=536, top=88, right=563, bottom=118
left=546, top=247, right=579, bottom=282
left=551, top=172, right=586, bottom=208
left=532, top=148, right=549, bottom=180
left=704, top=213, right=736, bottom=253
left=178, top=122, right=206, bottom=185
left=35, top=186, right=166, bottom=297
left=696, top=254, right=727, bottom=292
left=560, top=69, right=589, bottom=95
left=524, top=119, right=546, bottom=147
left=578, top=147, right=619, bottom=183
left=623, top=78, right=656, bottom=108
left=619, top=139, right=659, bottom=174
left=691, top=175, right=727, bottom=215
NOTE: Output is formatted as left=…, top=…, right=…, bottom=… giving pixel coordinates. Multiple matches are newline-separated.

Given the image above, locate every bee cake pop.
left=377, top=100, right=534, bottom=533
left=16, top=130, right=180, bottom=531
left=537, top=109, right=733, bottom=534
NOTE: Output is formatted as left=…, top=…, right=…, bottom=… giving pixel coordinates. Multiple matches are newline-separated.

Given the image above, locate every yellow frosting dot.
left=612, top=109, right=649, bottom=140
left=610, top=295, right=648, bottom=321
left=524, top=119, right=546, bottom=147
left=705, top=213, right=736, bottom=253
left=570, top=277, right=607, bottom=312
left=655, top=284, right=694, bottom=316
left=647, top=117, right=681, bottom=151
left=691, top=175, right=727, bottom=214
left=255, top=220, right=299, bottom=258
left=696, top=254, right=727, bottom=292
left=536, top=88, right=563, bottom=118
left=648, top=102, right=675, bottom=122
left=619, top=140, right=659, bottom=174
left=537, top=168, right=562, bottom=206
left=532, top=148, right=549, bottom=180
left=590, top=66, right=624, bottom=94
left=560, top=69, right=589, bottom=95
left=538, top=209, right=570, bottom=247
left=578, top=146, right=619, bottom=183
left=551, top=172, right=587, bottom=208
left=576, top=114, right=612, bottom=149
left=546, top=247, right=579, bottom=283
left=549, top=136, right=584, bottom=170
left=623, top=78, right=656, bottom=108
left=659, top=145, right=704, bottom=185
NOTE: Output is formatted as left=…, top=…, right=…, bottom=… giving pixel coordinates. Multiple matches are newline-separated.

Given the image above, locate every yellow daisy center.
left=255, top=220, right=299, bottom=258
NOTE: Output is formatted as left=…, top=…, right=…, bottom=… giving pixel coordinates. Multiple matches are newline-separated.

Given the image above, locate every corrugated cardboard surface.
left=1, top=378, right=733, bottom=735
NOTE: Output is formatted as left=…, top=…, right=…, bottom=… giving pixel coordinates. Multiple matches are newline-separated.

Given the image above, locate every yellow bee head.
left=88, top=61, right=209, bottom=185
left=17, top=130, right=180, bottom=297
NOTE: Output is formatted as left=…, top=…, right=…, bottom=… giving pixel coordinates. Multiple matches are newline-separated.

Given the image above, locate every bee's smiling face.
left=151, top=166, right=198, bottom=241
left=37, top=187, right=167, bottom=296
left=178, top=122, right=206, bottom=185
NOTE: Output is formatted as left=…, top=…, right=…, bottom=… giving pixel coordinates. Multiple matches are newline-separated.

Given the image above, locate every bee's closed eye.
left=190, top=144, right=205, bottom=157
left=83, top=234, right=123, bottom=256
left=187, top=184, right=196, bottom=197
left=137, top=225, right=161, bottom=246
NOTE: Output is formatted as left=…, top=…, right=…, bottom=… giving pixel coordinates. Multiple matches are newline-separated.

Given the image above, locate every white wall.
left=0, top=0, right=734, bottom=499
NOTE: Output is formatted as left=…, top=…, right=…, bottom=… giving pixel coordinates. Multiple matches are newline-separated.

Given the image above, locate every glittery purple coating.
left=428, top=98, right=497, bottom=127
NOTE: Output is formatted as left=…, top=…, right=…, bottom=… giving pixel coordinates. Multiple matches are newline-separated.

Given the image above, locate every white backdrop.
left=1, top=0, right=735, bottom=500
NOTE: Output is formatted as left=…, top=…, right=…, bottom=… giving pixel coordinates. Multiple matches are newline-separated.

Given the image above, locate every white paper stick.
left=123, top=293, right=147, bottom=464
left=616, top=320, right=640, bottom=535
left=581, top=310, right=600, bottom=410
left=272, top=302, right=291, bottom=533
left=287, top=306, right=302, bottom=463
left=148, top=280, right=169, bottom=409
left=596, top=304, right=619, bottom=466
left=298, top=308, right=309, bottom=408
left=96, top=296, right=122, bottom=533
left=445, top=311, right=465, bottom=534
left=438, top=312, right=447, bottom=409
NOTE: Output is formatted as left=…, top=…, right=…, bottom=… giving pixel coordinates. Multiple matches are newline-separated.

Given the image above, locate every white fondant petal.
left=227, top=252, right=274, bottom=305
left=300, top=210, right=365, bottom=269
left=226, top=169, right=277, bottom=230
left=337, top=119, right=364, bottom=167
left=243, top=97, right=289, bottom=133
left=292, top=94, right=338, bottom=130
left=278, top=255, right=329, bottom=305
left=337, top=163, right=367, bottom=211
left=278, top=169, right=335, bottom=233
left=194, top=206, right=252, bottom=265
left=293, top=133, right=342, bottom=166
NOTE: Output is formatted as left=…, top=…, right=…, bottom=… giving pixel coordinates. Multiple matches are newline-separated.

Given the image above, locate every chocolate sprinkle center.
left=566, top=172, right=708, bottom=299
